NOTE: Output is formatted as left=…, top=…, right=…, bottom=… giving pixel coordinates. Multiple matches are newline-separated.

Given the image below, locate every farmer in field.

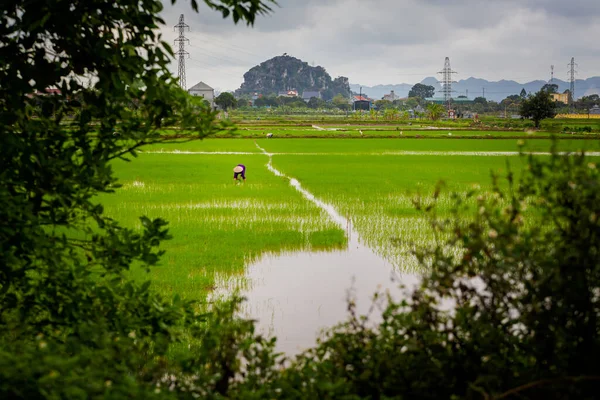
left=233, top=164, right=246, bottom=182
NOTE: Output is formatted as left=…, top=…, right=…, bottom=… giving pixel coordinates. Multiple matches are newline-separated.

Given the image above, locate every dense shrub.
left=562, top=125, right=593, bottom=133
left=271, top=146, right=600, bottom=399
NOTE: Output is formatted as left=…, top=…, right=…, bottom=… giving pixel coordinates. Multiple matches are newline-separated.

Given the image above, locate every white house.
left=188, top=81, right=215, bottom=107
left=382, top=90, right=401, bottom=101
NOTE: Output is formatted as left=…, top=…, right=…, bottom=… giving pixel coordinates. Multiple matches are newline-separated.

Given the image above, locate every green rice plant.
left=258, top=138, right=600, bottom=154
left=101, top=137, right=600, bottom=301
left=100, top=152, right=345, bottom=301
left=264, top=152, right=543, bottom=270
left=141, top=138, right=262, bottom=153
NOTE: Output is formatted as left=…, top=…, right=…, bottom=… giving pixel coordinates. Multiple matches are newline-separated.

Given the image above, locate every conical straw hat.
left=233, top=166, right=243, bottom=173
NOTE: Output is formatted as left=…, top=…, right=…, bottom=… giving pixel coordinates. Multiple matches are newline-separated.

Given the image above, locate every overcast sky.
left=159, top=0, right=600, bottom=93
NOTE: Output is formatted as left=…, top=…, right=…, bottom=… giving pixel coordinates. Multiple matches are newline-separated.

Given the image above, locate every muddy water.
left=217, top=144, right=421, bottom=355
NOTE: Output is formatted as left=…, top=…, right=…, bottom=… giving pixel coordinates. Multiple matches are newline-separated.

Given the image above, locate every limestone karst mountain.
left=236, top=54, right=351, bottom=101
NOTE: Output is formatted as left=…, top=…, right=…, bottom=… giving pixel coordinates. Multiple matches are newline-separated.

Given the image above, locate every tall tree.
left=541, top=83, right=559, bottom=94
left=215, top=92, right=237, bottom=110
left=473, top=96, right=488, bottom=105
left=520, top=90, right=557, bottom=127
left=374, top=99, right=392, bottom=110
left=307, top=97, right=326, bottom=109
left=332, top=94, right=350, bottom=110
left=409, top=83, right=435, bottom=99
left=520, top=88, right=527, bottom=98
left=500, top=94, right=522, bottom=107
left=0, top=0, right=276, bottom=396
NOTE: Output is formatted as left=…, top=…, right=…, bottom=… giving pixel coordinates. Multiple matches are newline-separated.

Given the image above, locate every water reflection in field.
left=215, top=144, right=421, bottom=355
left=236, top=236, right=419, bottom=355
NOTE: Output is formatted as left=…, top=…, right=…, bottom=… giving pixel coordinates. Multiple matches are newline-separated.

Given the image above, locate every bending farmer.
left=233, top=164, right=246, bottom=182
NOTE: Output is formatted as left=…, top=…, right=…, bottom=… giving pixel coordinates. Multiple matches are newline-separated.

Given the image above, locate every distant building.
left=407, top=105, right=425, bottom=118
left=382, top=90, right=401, bottom=101
left=188, top=81, right=215, bottom=107
left=550, top=92, right=569, bottom=103
left=278, top=89, right=299, bottom=97
left=353, top=95, right=372, bottom=111
left=590, top=105, right=600, bottom=115
left=301, top=91, right=321, bottom=102
left=425, top=97, right=447, bottom=104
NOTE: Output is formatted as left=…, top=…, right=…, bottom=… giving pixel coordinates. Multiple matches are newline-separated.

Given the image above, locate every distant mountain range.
left=351, top=77, right=600, bottom=102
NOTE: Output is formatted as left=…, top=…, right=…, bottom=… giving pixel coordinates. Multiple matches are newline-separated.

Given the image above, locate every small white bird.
left=359, top=130, right=363, bottom=136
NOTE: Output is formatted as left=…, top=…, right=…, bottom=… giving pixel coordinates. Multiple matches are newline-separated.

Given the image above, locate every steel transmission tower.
left=437, top=57, right=457, bottom=108
left=568, top=57, right=577, bottom=111
left=550, top=65, right=554, bottom=83
left=174, top=14, right=190, bottom=90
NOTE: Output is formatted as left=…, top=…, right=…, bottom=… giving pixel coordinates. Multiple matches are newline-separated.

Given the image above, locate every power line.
left=174, top=14, right=190, bottom=90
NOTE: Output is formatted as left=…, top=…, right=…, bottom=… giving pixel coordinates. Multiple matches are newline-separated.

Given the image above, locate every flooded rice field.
left=213, top=144, right=421, bottom=354
left=113, top=139, right=592, bottom=353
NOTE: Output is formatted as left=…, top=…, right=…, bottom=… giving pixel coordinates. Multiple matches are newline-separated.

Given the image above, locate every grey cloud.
left=161, top=0, right=342, bottom=34
left=519, top=0, right=600, bottom=20
left=160, top=0, right=600, bottom=91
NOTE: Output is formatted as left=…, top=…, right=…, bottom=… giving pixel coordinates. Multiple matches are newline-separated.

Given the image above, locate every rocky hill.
left=236, top=55, right=351, bottom=101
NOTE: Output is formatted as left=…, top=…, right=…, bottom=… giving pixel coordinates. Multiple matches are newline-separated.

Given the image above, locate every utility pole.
left=438, top=57, right=457, bottom=109
left=174, top=14, right=190, bottom=90
left=466, top=89, right=469, bottom=99
left=568, top=57, right=577, bottom=112
left=482, top=87, right=485, bottom=99
left=357, top=86, right=362, bottom=111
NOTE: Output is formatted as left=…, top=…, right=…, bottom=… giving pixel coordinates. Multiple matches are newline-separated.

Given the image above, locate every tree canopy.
left=307, top=96, right=326, bottom=109
left=541, top=83, right=559, bottom=94
left=409, top=83, right=436, bottom=99
left=1, top=0, right=277, bottom=397
left=215, top=92, right=236, bottom=110
left=520, top=90, right=557, bottom=127
left=520, top=88, right=527, bottom=98
left=426, top=103, right=446, bottom=120
left=332, top=94, right=350, bottom=110
left=254, top=94, right=278, bottom=107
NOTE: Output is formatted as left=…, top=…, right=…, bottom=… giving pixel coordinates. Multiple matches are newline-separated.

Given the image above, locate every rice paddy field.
left=162, top=119, right=600, bottom=138
left=100, top=148, right=346, bottom=300
left=168, top=127, right=596, bottom=139
left=103, top=134, right=600, bottom=303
